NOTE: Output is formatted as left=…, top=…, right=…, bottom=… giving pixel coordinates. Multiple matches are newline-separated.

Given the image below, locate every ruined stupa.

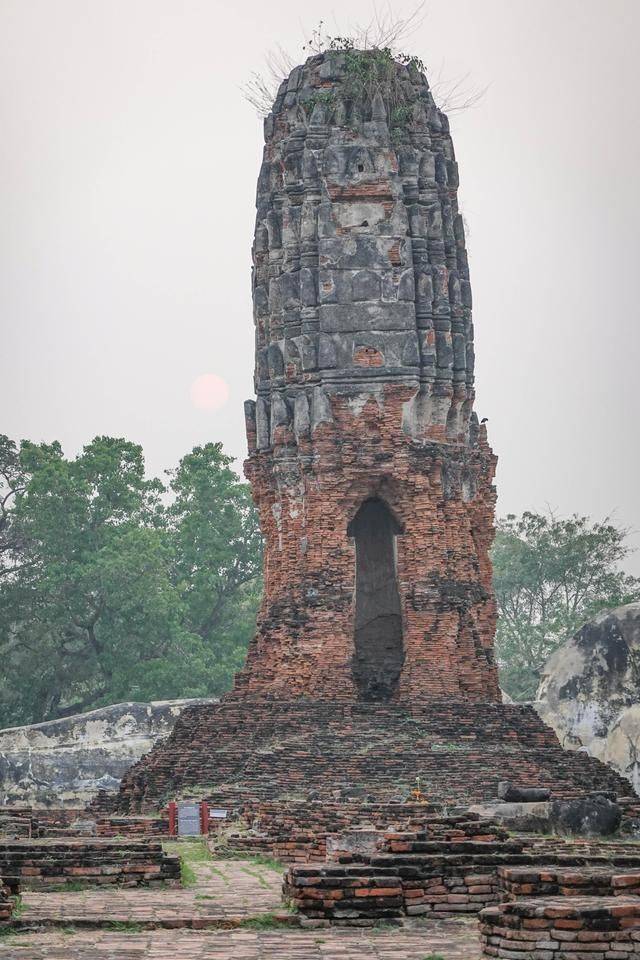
left=114, top=51, right=633, bottom=812
left=236, top=50, right=499, bottom=704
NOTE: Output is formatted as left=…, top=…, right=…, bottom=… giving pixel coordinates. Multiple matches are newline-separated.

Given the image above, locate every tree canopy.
left=492, top=511, right=640, bottom=702
left=0, top=435, right=262, bottom=728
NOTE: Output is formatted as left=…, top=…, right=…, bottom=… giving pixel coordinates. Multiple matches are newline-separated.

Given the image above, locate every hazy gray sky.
left=2, top=0, right=639, bottom=569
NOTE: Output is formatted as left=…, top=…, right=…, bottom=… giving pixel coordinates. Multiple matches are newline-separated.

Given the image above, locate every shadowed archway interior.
left=348, top=498, right=405, bottom=701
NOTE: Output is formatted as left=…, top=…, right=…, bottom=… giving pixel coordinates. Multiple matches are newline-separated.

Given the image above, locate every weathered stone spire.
left=237, top=50, right=500, bottom=703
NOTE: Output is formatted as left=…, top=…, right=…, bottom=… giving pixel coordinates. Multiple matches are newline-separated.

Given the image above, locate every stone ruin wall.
left=235, top=50, right=500, bottom=703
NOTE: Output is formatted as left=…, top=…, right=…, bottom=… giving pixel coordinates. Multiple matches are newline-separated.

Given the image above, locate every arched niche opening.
left=347, top=498, right=405, bottom=701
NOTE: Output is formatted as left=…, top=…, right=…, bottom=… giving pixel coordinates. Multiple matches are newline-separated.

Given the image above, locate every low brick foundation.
left=238, top=800, right=441, bottom=835
left=30, top=808, right=170, bottom=839
left=480, top=897, right=640, bottom=957
left=0, top=839, right=180, bottom=888
left=0, top=890, right=12, bottom=923
left=30, top=809, right=89, bottom=835
left=214, top=831, right=327, bottom=863
left=284, top=817, right=640, bottom=926
left=0, top=875, right=19, bottom=923
left=284, top=815, right=529, bottom=924
left=0, top=806, right=35, bottom=839
left=286, top=861, right=503, bottom=924
left=211, top=800, right=440, bottom=863
left=500, top=866, right=640, bottom=900
left=96, top=815, right=170, bottom=838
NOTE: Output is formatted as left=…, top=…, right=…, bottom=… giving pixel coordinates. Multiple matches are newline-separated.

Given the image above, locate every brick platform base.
left=39, top=810, right=169, bottom=839
left=285, top=815, right=527, bottom=925
left=0, top=875, right=18, bottom=924
left=480, top=897, right=640, bottom=957
left=500, top=865, right=640, bottom=900
left=212, top=800, right=441, bottom=863
left=0, top=807, right=35, bottom=839
left=284, top=817, right=640, bottom=926
left=0, top=838, right=180, bottom=888
left=114, top=699, right=634, bottom=813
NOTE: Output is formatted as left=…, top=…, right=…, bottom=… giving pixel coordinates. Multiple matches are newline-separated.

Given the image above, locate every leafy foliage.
left=493, top=511, right=640, bottom=702
left=337, top=44, right=426, bottom=141
left=168, top=444, right=262, bottom=649
left=300, top=33, right=427, bottom=141
left=0, top=435, right=262, bottom=728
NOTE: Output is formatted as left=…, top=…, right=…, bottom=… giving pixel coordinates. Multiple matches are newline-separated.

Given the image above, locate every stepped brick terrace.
left=116, top=699, right=635, bottom=812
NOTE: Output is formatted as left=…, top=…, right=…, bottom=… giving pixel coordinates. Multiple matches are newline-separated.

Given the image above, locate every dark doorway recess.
left=348, top=498, right=405, bottom=700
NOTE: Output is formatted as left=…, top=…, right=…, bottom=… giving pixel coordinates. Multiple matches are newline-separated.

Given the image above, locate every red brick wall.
left=353, top=346, right=384, bottom=367
left=236, top=383, right=500, bottom=702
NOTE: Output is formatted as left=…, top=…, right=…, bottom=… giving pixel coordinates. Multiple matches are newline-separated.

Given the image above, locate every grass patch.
left=240, top=865, right=272, bottom=889
left=195, top=893, right=216, bottom=900
left=206, top=836, right=286, bottom=873
left=179, top=861, right=197, bottom=887
left=248, top=855, right=285, bottom=873
left=422, top=955, right=445, bottom=960
left=164, top=838, right=211, bottom=887
left=12, top=895, right=25, bottom=918
left=46, top=881, right=93, bottom=892
left=104, top=921, right=144, bottom=932
left=164, top=839, right=212, bottom=862
left=239, top=912, right=290, bottom=929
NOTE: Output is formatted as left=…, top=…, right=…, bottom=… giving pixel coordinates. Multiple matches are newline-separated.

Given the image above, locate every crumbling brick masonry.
left=237, top=50, right=500, bottom=702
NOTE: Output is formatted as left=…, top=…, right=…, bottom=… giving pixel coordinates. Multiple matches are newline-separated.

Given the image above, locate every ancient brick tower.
left=235, top=50, right=501, bottom=704
left=114, top=50, right=635, bottom=814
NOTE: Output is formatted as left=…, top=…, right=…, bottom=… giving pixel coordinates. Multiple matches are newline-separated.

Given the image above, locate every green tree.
left=167, top=442, right=263, bottom=691
left=0, top=435, right=59, bottom=580
left=493, top=511, right=640, bottom=702
left=0, top=435, right=262, bottom=728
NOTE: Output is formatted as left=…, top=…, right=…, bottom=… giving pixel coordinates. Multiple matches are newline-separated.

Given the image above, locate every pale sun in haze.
left=190, top=373, right=230, bottom=411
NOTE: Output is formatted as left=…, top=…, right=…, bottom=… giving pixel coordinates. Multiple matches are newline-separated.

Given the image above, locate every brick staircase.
left=499, top=865, right=640, bottom=899
left=113, top=699, right=634, bottom=813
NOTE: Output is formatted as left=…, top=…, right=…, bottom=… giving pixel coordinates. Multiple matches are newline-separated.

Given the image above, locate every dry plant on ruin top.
left=242, top=4, right=485, bottom=119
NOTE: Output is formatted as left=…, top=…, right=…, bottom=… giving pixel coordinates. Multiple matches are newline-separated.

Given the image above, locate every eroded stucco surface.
left=535, top=603, right=640, bottom=793
left=0, top=698, right=215, bottom=805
